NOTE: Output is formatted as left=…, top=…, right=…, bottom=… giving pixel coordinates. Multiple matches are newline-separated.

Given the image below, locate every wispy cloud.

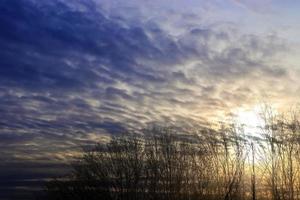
left=231, top=0, right=274, bottom=13
left=0, top=0, right=299, bottom=164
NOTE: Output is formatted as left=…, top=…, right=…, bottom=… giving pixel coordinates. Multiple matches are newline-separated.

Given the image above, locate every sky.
left=1, top=0, right=300, bottom=199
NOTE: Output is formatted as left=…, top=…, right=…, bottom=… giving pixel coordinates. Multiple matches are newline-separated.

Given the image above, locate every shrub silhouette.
left=44, top=127, right=250, bottom=200
left=44, top=115, right=300, bottom=200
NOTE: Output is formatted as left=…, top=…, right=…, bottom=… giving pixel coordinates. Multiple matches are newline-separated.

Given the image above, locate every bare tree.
left=43, top=107, right=300, bottom=200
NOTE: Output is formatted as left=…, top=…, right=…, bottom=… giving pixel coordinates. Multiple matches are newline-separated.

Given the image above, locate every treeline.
left=44, top=113, right=300, bottom=200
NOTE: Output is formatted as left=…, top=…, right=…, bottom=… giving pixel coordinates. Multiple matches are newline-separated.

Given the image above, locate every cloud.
left=0, top=0, right=292, bottom=138
left=231, top=0, right=273, bottom=13
left=0, top=1, right=299, bottom=194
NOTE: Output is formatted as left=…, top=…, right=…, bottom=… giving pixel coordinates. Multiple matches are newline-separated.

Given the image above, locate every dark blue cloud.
left=0, top=0, right=190, bottom=145
left=0, top=0, right=174, bottom=92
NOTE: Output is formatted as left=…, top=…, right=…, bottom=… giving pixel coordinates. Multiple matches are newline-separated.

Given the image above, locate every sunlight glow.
left=234, top=107, right=264, bottom=138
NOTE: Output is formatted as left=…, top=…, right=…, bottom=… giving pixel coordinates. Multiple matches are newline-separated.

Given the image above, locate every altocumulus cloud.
left=0, top=2, right=298, bottom=197
left=1, top=0, right=299, bottom=198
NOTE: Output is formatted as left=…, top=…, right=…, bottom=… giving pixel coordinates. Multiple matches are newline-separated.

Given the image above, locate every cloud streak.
left=0, top=0, right=295, bottom=150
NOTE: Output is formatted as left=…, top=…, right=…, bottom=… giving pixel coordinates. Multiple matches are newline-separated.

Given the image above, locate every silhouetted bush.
left=44, top=127, right=250, bottom=200
left=44, top=113, right=300, bottom=200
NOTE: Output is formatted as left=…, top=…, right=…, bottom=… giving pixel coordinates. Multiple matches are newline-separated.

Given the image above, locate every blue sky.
left=1, top=0, right=300, bottom=198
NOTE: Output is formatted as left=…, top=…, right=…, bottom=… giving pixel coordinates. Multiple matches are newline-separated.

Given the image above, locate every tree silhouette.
left=43, top=112, right=300, bottom=200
